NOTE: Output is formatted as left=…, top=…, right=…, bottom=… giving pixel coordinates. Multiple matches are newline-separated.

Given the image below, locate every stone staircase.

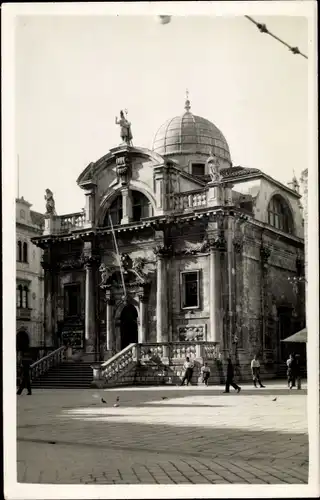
left=32, top=361, right=94, bottom=389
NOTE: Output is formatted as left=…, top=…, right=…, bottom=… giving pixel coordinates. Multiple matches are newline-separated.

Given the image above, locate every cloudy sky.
left=15, top=11, right=309, bottom=214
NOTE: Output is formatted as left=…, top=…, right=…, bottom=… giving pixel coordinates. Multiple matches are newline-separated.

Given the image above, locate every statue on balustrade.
left=206, top=152, right=222, bottom=184
left=115, top=110, right=133, bottom=146
left=44, top=189, right=56, bottom=215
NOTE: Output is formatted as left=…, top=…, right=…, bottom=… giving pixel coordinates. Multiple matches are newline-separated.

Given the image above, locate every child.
left=201, top=362, right=211, bottom=386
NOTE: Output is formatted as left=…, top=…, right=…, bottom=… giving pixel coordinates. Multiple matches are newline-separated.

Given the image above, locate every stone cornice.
left=229, top=171, right=301, bottom=199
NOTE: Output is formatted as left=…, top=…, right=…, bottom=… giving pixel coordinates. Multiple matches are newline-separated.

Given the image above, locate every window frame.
left=105, top=195, right=122, bottom=227
left=23, top=242, right=28, bottom=263
left=191, top=163, right=205, bottom=177
left=180, top=270, right=201, bottom=310
left=131, top=190, right=151, bottom=222
left=17, top=241, right=22, bottom=262
left=267, top=195, right=293, bottom=234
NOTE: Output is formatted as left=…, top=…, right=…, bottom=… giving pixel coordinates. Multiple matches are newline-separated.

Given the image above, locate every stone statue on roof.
left=206, top=152, right=222, bottom=184
left=115, top=110, right=133, bottom=145
left=44, top=189, right=56, bottom=215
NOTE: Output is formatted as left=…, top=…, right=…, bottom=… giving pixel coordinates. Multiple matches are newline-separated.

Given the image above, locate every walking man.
left=295, top=354, right=302, bottom=390
left=180, top=356, right=194, bottom=386
left=17, top=352, right=33, bottom=395
left=223, top=357, right=241, bottom=393
left=250, top=354, right=265, bottom=388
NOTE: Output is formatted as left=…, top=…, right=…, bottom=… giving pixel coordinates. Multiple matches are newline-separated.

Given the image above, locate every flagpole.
left=17, top=154, right=20, bottom=198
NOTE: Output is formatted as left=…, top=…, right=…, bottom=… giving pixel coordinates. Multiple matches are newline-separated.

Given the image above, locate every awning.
left=281, top=328, right=307, bottom=343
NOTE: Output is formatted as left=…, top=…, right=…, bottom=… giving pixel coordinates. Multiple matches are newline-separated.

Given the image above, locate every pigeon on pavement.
left=101, top=398, right=107, bottom=404
left=272, top=397, right=277, bottom=401
left=161, top=397, right=168, bottom=400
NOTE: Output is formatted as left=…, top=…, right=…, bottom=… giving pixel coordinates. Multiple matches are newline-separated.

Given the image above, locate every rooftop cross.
left=184, top=89, right=191, bottom=112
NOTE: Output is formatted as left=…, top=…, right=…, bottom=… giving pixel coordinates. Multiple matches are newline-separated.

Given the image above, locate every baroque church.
left=32, top=97, right=305, bottom=383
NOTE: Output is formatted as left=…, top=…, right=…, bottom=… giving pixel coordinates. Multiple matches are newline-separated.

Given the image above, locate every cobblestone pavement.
left=17, top=382, right=308, bottom=484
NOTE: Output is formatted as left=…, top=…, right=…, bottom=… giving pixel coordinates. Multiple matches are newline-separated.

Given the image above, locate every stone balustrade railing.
left=98, top=343, right=138, bottom=383
left=92, top=341, right=220, bottom=386
left=44, top=211, right=86, bottom=235
left=170, top=190, right=208, bottom=211
left=139, top=341, right=220, bottom=361
left=30, top=346, right=66, bottom=380
left=59, top=212, right=86, bottom=232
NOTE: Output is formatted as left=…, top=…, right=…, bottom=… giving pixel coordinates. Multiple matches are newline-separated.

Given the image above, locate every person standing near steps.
left=180, top=356, right=194, bottom=386
left=223, top=358, right=241, bottom=393
left=251, top=354, right=265, bottom=388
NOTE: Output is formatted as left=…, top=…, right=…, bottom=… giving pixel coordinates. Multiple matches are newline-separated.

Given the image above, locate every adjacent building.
left=16, top=197, right=45, bottom=359
left=31, top=98, right=306, bottom=379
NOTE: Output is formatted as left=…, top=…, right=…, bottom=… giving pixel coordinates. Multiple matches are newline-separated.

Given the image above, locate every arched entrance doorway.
left=16, top=329, right=30, bottom=353
left=120, top=304, right=138, bottom=350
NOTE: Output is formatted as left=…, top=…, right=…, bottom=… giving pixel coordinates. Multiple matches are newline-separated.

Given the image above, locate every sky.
left=15, top=13, right=309, bottom=215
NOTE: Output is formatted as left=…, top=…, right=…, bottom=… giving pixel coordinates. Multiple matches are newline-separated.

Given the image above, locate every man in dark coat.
left=223, top=357, right=241, bottom=393
left=17, top=352, right=33, bottom=395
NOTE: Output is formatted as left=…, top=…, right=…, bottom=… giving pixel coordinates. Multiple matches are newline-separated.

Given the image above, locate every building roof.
left=152, top=99, right=231, bottom=163
left=30, top=210, right=45, bottom=228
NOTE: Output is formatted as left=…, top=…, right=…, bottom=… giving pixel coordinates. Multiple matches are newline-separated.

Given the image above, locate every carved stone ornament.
left=59, top=258, right=84, bottom=271
left=116, top=155, right=131, bottom=185
left=120, top=253, right=133, bottom=272
left=153, top=245, right=173, bottom=258
left=178, top=325, right=206, bottom=342
left=208, top=234, right=227, bottom=252
left=99, top=263, right=113, bottom=287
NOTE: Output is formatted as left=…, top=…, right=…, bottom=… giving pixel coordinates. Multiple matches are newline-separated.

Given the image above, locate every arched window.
left=132, top=191, right=151, bottom=222
left=267, top=195, right=293, bottom=233
left=104, top=195, right=122, bottom=227
left=17, top=241, right=22, bottom=262
left=23, top=242, right=28, bottom=263
left=17, top=285, right=23, bottom=308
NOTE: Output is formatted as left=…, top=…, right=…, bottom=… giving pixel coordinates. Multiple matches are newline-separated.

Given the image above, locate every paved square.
left=17, top=382, right=308, bottom=484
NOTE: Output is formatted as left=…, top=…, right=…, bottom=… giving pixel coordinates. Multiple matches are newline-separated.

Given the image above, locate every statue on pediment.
left=115, top=110, right=133, bottom=145
left=44, top=189, right=56, bottom=215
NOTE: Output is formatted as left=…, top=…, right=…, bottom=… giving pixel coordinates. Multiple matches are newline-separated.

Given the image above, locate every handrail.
left=30, top=346, right=66, bottom=380
left=100, top=343, right=136, bottom=369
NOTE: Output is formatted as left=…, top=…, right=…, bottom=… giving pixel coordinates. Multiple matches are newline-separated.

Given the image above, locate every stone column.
left=84, top=261, right=95, bottom=353
left=209, top=244, right=221, bottom=343
left=138, top=294, right=147, bottom=343
left=121, top=188, right=132, bottom=224
left=155, top=249, right=168, bottom=343
left=106, top=297, right=114, bottom=352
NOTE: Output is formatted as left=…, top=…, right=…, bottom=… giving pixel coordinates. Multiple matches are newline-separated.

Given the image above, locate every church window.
left=191, top=163, right=205, bottom=177
left=132, top=191, right=151, bottom=222
left=17, top=241, right=22, bottom=261
left=104, top=195, right=122, bottom=226
left=267, top=195, right=293, bottom=234
left=64, top=283, right=81, bottom=317
left=181, top=271, right=200, bottom=309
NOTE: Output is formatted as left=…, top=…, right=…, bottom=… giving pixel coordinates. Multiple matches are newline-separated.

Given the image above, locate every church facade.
left=32, top=99, right=305, bottom=380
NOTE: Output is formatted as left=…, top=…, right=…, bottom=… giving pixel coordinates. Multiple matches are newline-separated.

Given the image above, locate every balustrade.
left=30, top=346, right=66, bottom=380
left=171, top=191, right=208, bottom=211
left=59, top=212, right=86, bottom=233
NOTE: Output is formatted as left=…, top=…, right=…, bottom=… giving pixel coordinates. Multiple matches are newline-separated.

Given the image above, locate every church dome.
left=152, top=98, right=231, bottom=164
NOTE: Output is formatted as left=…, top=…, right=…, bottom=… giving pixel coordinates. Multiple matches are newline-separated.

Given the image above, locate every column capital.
left=208, top=235, right=227, bottom=252
left=153, top=244, right=173, bottom=258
